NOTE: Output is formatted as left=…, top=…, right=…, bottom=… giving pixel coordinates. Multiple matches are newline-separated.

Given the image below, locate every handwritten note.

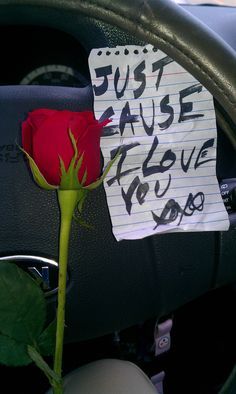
left=89, top=45, right=229, bottom=241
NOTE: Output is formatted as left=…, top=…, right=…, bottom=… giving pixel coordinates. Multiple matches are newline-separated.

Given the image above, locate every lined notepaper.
left=89, top=45, right=229, bottom=241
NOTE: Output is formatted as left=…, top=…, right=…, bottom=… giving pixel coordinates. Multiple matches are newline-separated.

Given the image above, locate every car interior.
left=0, top=0, right=236, bottom=393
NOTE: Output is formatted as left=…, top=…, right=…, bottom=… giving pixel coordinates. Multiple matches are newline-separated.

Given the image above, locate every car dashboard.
left=0, top=5, right=236, bottom=87
left=0, top=2, right=236, bottom=393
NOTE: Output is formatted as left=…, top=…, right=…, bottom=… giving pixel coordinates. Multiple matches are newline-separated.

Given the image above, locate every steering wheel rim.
left=3, top=0, right=236, bottom=143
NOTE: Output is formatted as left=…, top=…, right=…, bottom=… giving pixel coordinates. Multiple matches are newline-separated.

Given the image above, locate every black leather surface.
left=1, top=0, right=236, bottom=138
left=0, top=1, right=236, bottom=342
left=0, top=86, right=218, bottom=342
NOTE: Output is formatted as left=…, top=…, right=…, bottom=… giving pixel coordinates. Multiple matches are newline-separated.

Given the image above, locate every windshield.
left=175, top=0, right=236, bottom=5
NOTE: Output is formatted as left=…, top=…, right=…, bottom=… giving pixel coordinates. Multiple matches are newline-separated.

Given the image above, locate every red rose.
left=22, top=109, right=109, bottom=187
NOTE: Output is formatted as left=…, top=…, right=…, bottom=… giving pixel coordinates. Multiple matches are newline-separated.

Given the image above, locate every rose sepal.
left=59, top=130, right=87, bottom=190
left=84, top=148, right=121, bottom=191
left=73, top=190, right=94, bottom=230
left=20, top=147, right=58, bottom=191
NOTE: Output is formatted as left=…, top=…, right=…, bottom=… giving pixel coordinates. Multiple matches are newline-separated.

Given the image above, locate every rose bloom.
left=22, top=109, right=109, bottom=187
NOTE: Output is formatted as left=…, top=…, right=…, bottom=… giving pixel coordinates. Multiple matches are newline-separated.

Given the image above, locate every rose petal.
left=22, top=119, right=33, bottom=156
left=28, top=109, right=57, bottom=129
left=77, top=123, right=104, bottom=186
left=22, top=108, right=110, bottom=188
left=32, top=111, right=75, bottom=185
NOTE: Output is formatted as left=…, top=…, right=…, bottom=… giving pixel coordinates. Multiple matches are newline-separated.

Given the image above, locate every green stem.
left=27, top=345, right=61, bottom=389
left=53, top=189, right=80, bottom=394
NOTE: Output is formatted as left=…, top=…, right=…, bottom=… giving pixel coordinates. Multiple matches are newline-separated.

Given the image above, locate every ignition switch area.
left=220, top=179, right=236, bottom=228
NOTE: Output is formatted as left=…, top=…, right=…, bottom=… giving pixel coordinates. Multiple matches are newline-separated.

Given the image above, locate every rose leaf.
left=0, top=262, right=46, bottom=345
left=0, top=334, right=32, bottom=366
left=37, top=319, right=56, bottom=356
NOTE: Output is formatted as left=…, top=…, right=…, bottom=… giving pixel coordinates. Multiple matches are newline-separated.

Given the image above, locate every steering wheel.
left=0, top=0, right=236, bottom=345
